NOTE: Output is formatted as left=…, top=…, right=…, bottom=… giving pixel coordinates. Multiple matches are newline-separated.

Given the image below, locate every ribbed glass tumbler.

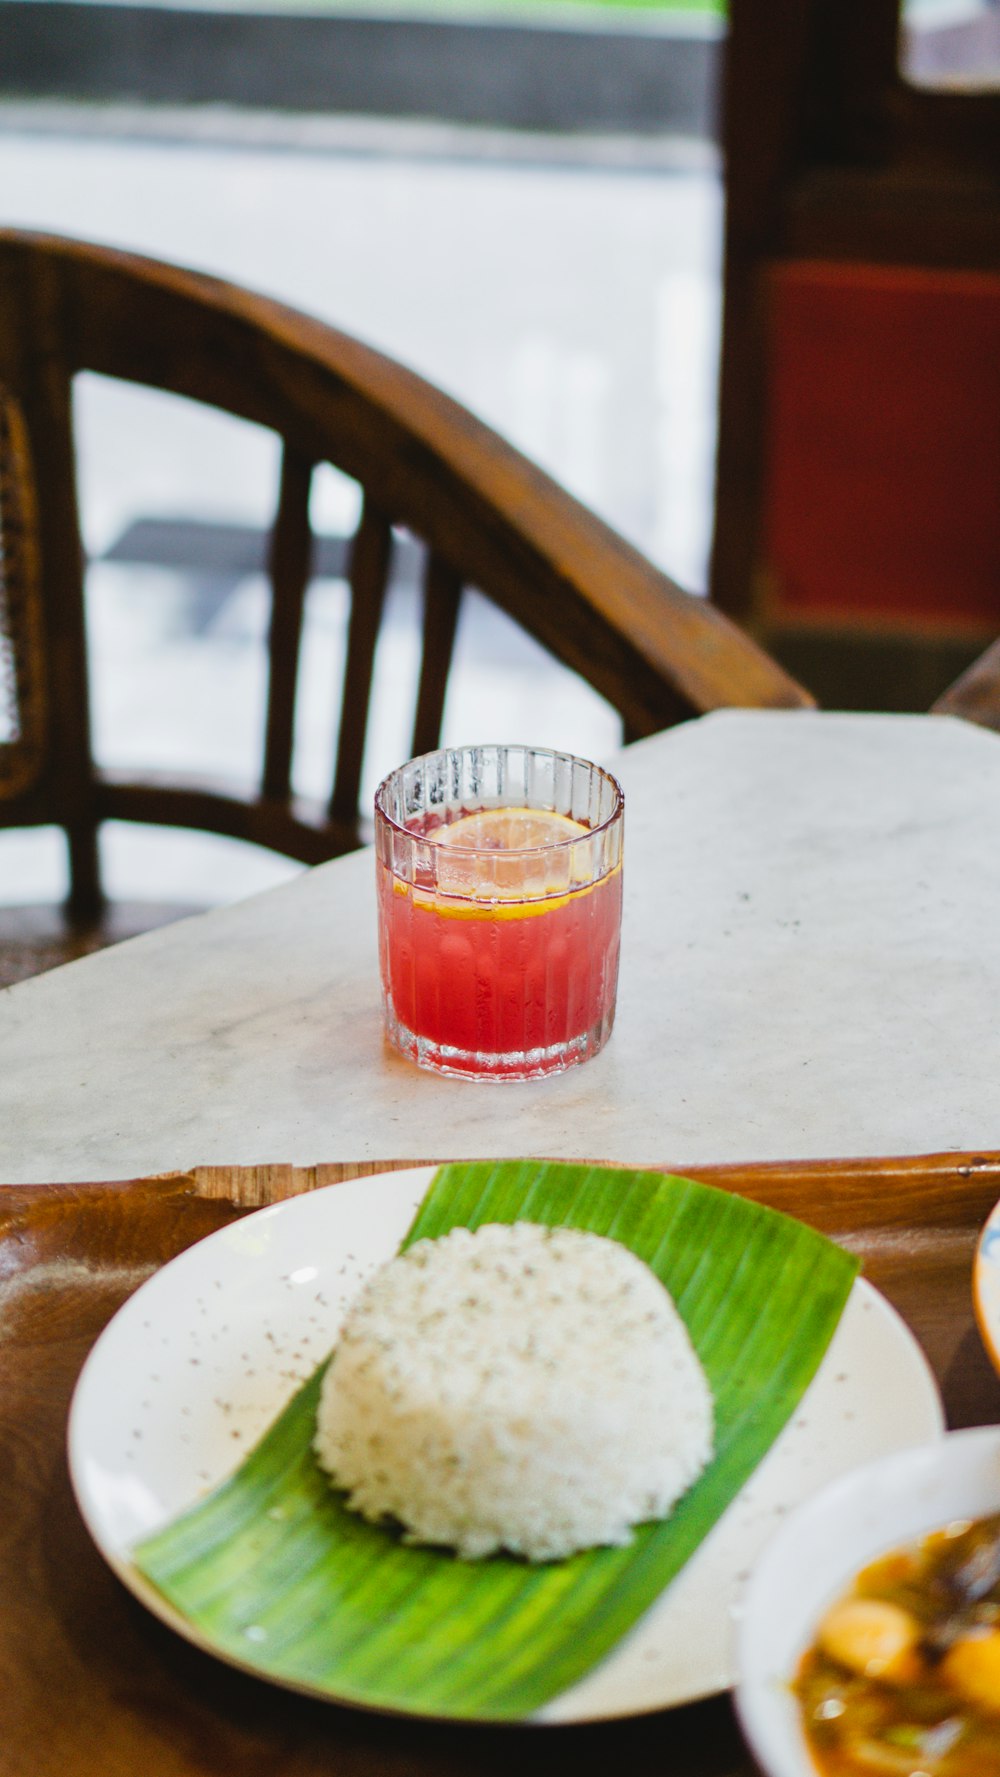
left=374, top=744, right=624, bottom=1081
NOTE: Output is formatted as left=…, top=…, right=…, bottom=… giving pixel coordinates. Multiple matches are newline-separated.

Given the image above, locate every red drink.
left=377, top=842, right=622, bottom=1078
left=374, top=749, right=624, bottom=1081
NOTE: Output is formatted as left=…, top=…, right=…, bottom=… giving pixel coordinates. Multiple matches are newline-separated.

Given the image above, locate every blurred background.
left=0, top=0, right=997, bottom=914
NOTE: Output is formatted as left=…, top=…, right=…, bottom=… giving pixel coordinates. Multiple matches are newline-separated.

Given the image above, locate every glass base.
left=382, top=1000, right=616, bottom=1082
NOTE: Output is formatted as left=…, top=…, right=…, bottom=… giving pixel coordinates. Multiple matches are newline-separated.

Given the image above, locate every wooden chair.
left=0, top=228, right=811, bottom=985
left=711, top=0, right=1000, bottom=712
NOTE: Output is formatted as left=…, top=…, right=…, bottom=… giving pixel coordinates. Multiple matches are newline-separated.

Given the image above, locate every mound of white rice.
left=313, top=1221, right=714, bottom=1561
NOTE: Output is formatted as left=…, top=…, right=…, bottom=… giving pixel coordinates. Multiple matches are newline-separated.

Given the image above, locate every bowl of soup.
left=735, top=1426, right=1000, bottom=1777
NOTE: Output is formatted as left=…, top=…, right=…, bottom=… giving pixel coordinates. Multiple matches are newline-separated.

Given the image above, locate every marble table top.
left=2, top=709, right=999, bottom=1186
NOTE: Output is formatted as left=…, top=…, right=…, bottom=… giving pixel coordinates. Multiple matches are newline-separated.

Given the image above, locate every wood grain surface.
left=3, top=1151, right=999, bottom=1777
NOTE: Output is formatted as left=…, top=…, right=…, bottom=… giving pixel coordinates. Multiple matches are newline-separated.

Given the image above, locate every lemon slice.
left=434, top=807, right=587, bottom=852
left=425, top=806, right=592, bottom=907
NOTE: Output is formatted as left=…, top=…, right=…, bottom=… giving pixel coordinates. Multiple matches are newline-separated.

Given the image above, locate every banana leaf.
left=134, top=1160, right=859, bottom=1719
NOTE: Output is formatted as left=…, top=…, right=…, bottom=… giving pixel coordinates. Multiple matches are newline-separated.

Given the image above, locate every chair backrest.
left=710, top=0, right=1000, bottom=709
left=0, top=228, right=812, bottom=918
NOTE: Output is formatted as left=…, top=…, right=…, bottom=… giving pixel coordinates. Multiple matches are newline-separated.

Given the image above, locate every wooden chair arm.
left=933, top=638, right=1000, bottom=733
left=1, top=229, right=813, bottom=734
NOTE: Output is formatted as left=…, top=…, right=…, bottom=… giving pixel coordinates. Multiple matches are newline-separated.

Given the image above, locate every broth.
left=795, top=1513, right=1000, bottom=1775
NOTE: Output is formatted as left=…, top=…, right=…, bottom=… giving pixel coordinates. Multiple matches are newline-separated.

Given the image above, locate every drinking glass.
left=374, top=744, right=624, bottom=1081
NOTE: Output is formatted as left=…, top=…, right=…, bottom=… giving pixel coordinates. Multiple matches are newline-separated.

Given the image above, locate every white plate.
left=68, top=1166, right=945, bottom=1724
left=735, top=1426, right=1000, bottom=1777
left=974, top=1197, right=1000, bottom=1375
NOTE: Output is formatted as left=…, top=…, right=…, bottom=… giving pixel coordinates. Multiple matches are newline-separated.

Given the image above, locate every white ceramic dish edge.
left=734, top=1424, right=1000, bottom=1777
left=974, top=1201, right=1000, bottom=1376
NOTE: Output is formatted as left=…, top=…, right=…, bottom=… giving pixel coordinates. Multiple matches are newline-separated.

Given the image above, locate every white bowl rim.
left=733, top=1423, right=1000, bottom=1777
left=974, top=1199, right=1000, bottom=1377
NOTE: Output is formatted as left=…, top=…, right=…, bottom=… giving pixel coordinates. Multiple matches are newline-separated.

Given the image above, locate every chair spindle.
left=24, top=353, right=102, bottom=918
left=411, top=550, right=463, bottom=759
left=263, top=444, right=314, bottom=803
left=329, top=494, right=393, bottom=832
left=0, top=386, right=47, bottom=801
